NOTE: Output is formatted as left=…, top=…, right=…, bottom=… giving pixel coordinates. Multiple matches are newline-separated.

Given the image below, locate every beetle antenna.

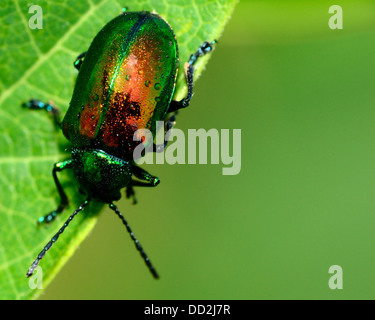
left=109, top=203, right=159, bottom=279
left=26, top=199, right=90, bottom=278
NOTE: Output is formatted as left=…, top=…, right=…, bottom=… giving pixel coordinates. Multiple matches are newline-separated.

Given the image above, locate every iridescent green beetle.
left=24, top=10, right=216, bottom=279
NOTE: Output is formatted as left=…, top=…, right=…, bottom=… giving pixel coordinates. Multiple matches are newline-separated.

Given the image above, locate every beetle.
left=23, top=10, right=216, bottom=279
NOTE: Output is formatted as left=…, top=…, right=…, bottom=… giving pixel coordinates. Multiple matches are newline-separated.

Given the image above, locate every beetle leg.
left=132, top=166, right=160, bottom=187
left=37, top=160, right=74, bottom=224
left=168, top=40, right=217, bottom=112
left=73, top=51, right=87, bottom=71
left=152, top=115, right=176, bottom=153
left=125, top=166, right=160, bottom=204
left=22, top=99, right=62, bottom=127
left=125, top=185, right=138, bottom=205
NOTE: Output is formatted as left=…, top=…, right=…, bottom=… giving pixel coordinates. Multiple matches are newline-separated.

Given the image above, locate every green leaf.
left=0, top=0, right=237, bottom=299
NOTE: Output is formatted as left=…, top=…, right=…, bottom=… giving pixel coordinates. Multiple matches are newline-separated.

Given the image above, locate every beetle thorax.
left=71, top=147, right=132, bottom=203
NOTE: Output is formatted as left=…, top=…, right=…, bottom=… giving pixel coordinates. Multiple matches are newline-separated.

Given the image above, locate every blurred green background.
left=41, top=0, right=375, bottom=299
